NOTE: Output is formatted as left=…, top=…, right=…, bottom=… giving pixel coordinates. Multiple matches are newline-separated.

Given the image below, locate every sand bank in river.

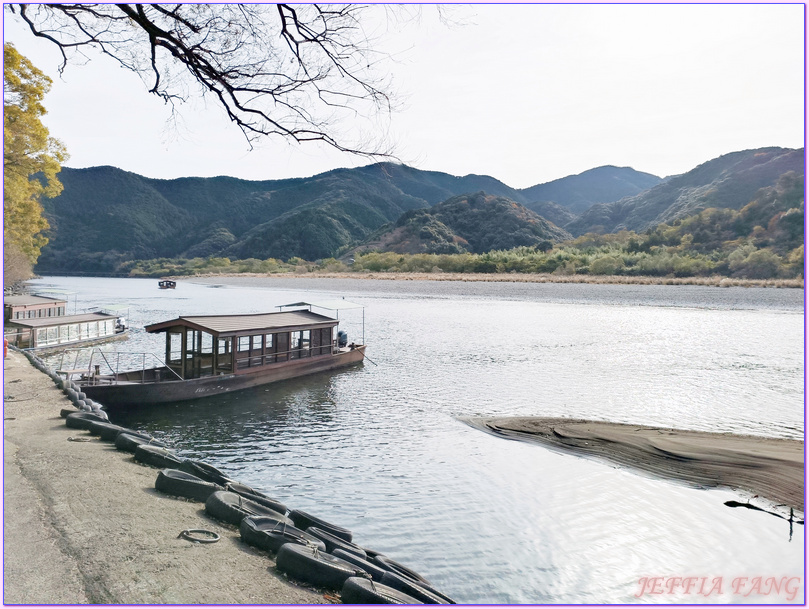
left=3, top=350, right=326, bottom=604
left=175, top=271, right=804, bottom=288
left=462, top=417, right=804, bottom=513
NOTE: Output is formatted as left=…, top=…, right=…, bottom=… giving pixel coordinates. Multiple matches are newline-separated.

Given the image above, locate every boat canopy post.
left=278, top=300, right=365, bottom=345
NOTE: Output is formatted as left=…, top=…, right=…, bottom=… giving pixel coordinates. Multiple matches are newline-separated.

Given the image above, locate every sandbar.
left=462, top=416, right=804, bottom=513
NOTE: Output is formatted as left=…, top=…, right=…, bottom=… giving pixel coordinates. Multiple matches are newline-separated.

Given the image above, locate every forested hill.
left=520, top=166, right=663, bottom=214
left=566, top=147, right=805, bottom=236
left=34, top=148, right=802, bottom=276
left=35, top=162, right=656, bottom=274
left=350, top=192, right=573, bottom=256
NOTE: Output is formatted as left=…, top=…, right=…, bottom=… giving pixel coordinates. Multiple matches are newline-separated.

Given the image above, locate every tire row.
left=58, top=392, right=456, bottom=604
left=17, top=347, right=108, bottom=419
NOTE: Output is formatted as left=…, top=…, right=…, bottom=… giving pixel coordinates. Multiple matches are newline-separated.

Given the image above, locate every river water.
left=30, top=276, right=804, bottom=604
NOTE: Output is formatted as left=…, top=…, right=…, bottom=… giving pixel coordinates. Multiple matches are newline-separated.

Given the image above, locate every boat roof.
left=145, top=310, right=338, bottom=336
left=5, top=311, right=118, bottom=328
left=279, top=300, right=364, bottom=311
left=4, top=295, right=67, bottom=307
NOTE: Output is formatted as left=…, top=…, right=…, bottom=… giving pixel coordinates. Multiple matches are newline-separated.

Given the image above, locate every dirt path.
left=3, top=350, right=326, bottom=604
left=462, top=416, right=804, bottom=513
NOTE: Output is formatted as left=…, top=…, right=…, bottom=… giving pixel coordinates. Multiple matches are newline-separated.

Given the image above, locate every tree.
left=7, top=4, right=395, bottom=155
left=3, top=42, right=67, bottom=277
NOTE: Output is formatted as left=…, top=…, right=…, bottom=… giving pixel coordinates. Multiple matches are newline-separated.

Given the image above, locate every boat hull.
left=80, top=346, right=365, bottom=409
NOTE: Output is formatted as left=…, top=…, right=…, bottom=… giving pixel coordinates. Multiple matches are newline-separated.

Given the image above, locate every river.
left=30, top=275, right=804, bottom=604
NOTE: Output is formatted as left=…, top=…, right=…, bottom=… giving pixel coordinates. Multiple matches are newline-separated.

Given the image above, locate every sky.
left=2, top=4, right=805, bottom=189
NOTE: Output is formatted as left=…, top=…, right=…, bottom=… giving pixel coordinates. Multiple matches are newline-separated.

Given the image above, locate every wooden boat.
left=4, top=294, right=68, bottom=322
left=4, top=311, right=129, bottom=351
left=158, top=280, right=177, bottom=289
left=74, top=304, right=365, bottom=409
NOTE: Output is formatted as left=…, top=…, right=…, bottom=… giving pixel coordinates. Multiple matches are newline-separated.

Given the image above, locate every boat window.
left=169, top=332, right=182, bottom=364
left=201, top=332, right=213, bottom=354
left=218, top=338, right=231, bottom=354
left=252, top=335, right=262, bottom=350
left=238, top=336, right=250, bottom=352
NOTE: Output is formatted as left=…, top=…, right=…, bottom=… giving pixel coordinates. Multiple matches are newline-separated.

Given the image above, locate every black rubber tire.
left=363, top=547, right=385, bottom=560
left=240, top=516, right=326, bottom=554
left=341, top=576, right=424, bottom=605
left=372, top=555, right=432, bottom=586
left=226, top=482, right=288, bottom=515
left=275, top=543, right=369, bottom=590
left=155, top=468, right=224, bottom=502
left=205, top=491, right=293, bottom=527
left=114, top=432, right=165, bottom=453
left=306, top=526, right=367, bottom=560
left=65, top=411, right=108, bottom=430
left=288, top=509, right=353, bottom=543
left=331, top=549, right=388, bottom=582
left=134, top=444, right=183, bottom=469
left=86, top=420, right=125, bottom=440
left=379, top=571, right=451, bottom=605
left=178, top=460, right=233, bottom=486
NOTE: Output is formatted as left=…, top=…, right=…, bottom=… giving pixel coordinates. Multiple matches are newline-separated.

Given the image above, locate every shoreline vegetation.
left=462, top=416, right=805, bottom=514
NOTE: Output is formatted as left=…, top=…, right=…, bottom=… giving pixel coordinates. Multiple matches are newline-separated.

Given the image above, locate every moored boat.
left=4, top=311, right=129, bottom=351
left=73, top=303, right=366, bottom=409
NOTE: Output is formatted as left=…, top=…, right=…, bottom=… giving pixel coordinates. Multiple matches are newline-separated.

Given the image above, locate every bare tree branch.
left=5, top=3, right=397, bottom=157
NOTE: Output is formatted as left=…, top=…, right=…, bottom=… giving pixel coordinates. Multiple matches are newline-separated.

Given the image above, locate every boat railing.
left=232, top=341, right=338, bottom=371
left=56, top=348, right=183, bottom=384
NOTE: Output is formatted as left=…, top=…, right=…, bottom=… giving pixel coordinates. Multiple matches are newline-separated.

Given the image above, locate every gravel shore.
left=462, top=416, right=805, bottom=513
left=3, top=350, right=326, bottom=604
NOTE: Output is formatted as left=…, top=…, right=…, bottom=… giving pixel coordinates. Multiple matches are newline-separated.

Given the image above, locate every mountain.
left=352, top=163, right=524, bottom=205
left=519, top=166, right=663, bottom=214
left=351, top=192, right=572, bottom=255
left=37, top=166, right=429, bottom=272
left=566, top=148, right=805, bottom=236
left=34, top=149, right=799, bottom=274
left=521, top=200, right=578, bottom=228
left=36, top=161, right=647, bottom=273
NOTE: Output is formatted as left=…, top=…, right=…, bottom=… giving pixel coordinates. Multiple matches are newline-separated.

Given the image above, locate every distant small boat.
left=72, top=301, right=366, bottom=409
left=158, top=280, right=177, bottom=289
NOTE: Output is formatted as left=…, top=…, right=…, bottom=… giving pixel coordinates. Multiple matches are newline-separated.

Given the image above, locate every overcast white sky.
left=2, top=4, right=805, bottom=189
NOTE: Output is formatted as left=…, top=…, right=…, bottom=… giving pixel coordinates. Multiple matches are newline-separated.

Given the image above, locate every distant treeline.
left=121, top=199, right=804, bottom=281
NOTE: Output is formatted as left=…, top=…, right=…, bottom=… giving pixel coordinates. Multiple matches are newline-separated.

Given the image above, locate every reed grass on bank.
left=177, top=270, right=804, bottom=289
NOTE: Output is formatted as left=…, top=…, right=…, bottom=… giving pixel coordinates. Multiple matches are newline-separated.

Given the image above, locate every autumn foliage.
left=3, top=43, right=67, bottom=284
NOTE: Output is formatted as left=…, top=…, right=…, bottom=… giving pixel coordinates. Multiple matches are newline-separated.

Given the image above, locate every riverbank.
left=462, top=417, right=805, bottom=513
left=170, top=271, right=804, bottom=289
left=2, top=350, right=326, bottom=604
